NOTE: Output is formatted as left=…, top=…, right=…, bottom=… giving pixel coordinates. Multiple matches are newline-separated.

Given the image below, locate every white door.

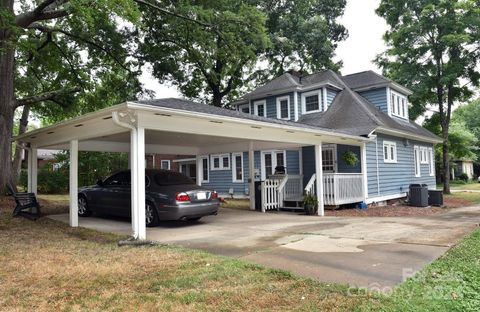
left=322, top=146, right=336, bottom=173
left=261, top=151, right=286, bottom=180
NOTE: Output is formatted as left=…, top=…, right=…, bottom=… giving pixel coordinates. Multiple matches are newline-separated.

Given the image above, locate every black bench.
left=6, top=183, right=41, bottom=219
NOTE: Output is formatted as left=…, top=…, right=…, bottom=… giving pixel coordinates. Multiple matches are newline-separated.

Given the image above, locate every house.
left=15, top=70, right=442, bottom=239
left=452, top=159, right=475, bottom=180
left=198, top=70, right=441, bottom=207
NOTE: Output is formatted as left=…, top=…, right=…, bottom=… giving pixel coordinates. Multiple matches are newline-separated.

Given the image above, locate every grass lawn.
left=438, top=181, right=480, bottom=191
left=1, top=196, right=479, bottom=311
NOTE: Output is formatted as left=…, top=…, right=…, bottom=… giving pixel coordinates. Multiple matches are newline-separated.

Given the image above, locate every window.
left=160, top=160, right=171, bottom=170
left=201, top=157, right=209, bottom=182
left=428, top=148, right=435, bottom=176
left=211, top=154, right=230, bottom=170
left=383, top=141, right=397, bottom=163
left=254, top=100, right=266, bottom=117
left=239, top=104, right=250, bottom=114
left=232, top=153, right=243, bottom=182
left=414, top=146, right=421, bottom=177
left=420, top=147, right=428, bottom=164
left=390, top=90, right=409, bottom=119
left=322, top=146, right=336, bottom=172
left=301, top=90, right=322, bottom=114
left=276, top=96, right=290, bottom=120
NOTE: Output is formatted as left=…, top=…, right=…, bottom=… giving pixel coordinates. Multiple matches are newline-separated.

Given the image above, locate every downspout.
left=375, top=135, right=380, bottom=196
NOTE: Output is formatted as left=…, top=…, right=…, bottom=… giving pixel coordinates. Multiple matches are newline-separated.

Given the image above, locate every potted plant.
left=342, top=150, right=359, bottom=167
left=303, top=191, right=318, bottom=215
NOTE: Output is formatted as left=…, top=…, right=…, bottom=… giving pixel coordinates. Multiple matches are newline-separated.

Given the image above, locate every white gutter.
left=375, top=127, right=442, bottom=144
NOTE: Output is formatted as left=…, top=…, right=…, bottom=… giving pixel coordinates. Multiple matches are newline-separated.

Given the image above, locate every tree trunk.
left=0, top=0, right=16, bottom=194
left=12, top=105, right=30, bottom=185
left=211, top=87, right=223, bottom=107
left=442, top=129, right=450, bottom=194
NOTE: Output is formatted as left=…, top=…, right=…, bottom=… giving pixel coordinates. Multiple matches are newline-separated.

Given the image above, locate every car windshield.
left=154, top=171, right=195, bottom=186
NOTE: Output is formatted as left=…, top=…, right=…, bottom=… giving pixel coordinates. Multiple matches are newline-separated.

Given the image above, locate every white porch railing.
left=323, top=173, right=364, bottom=206
left=261, top=174, right=303, bottom=211
left=304, top=173, right=316, bottom=195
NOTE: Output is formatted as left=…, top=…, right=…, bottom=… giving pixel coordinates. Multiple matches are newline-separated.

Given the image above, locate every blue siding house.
left=178, top=70, right=441, bottom=209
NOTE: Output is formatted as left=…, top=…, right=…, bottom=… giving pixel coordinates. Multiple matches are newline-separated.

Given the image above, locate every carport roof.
left=14, top=98, right=371, bottom=151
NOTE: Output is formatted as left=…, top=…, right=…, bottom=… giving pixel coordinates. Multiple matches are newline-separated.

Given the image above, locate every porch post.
left=248, top=143, right=255, bottom=210
left=69, top=140, right=78, bottom=227
left=314, top=143, right=324, bottom=216
left=131, top=127, right=146, bottom=240
left=196, top=156, right=202, bottom=186
left=361, top=143, right=368, bottom=202
left=27, top=147, right=38, bottom=194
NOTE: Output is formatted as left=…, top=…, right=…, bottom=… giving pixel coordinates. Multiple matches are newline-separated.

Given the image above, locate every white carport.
left=15, top=100, right=371, bottom=240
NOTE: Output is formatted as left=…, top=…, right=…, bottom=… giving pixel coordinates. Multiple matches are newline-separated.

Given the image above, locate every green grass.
left=438, top=181, right=480, bottom=191
left=446, top=192, right=480, bottom=205
left=1, top=195, right=480, bottom=311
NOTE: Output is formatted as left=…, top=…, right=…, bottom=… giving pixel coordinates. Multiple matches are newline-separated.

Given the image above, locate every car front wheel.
left=145, top=201, right=159, bottom=227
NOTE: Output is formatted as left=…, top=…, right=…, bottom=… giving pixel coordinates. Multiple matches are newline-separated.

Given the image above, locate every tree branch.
left=29, top=23, right=131, bottom=71
left=15, top=87, right=81, bottom=108
left=16, top=0, right=69, bottom=27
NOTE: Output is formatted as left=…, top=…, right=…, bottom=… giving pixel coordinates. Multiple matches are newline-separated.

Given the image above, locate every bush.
left=457, top=173, right=470, bottom=182
left=19, top=168, right=69, bottom=194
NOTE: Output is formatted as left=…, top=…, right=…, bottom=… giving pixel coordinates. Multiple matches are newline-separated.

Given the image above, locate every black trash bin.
left=409, top=184, right=429, bottom=207
left=254, top=181, right=262, bottom=211
left=428, top=190, right=443, bottom=206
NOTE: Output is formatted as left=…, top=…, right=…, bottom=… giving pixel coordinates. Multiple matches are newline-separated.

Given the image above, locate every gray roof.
left=239, top=73, right=300, bottom=100
left=341, top=70, right=392, bottom=90
left=134, top=98, right=350, bottom=135
left=298, top=87, right=440, bottom=141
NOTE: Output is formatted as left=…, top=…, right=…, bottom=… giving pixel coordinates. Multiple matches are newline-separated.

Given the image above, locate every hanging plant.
left=342, top=150, right=359, bottom=167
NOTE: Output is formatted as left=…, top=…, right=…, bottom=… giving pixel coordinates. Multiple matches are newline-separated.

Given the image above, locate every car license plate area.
left=196, top=192, right=207, bottom=200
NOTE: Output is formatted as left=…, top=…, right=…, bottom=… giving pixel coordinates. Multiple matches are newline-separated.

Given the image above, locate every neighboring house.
left=452, top=159, right=475, bottom=180
left=145, top=154, right=194, bottom=172
left=22, top=149, right=60, bottom=170
left=198, top=70, right=441, bottom=205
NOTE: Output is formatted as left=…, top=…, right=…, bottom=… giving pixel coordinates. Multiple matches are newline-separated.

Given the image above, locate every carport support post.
left=69, top=140, right=79, bottom=227
left=248, top=144, right=255, bottom=210
left=131, top=126, right=146, bottom=240
left=27, top=146, right=37, bottom=194
left=314, top=143, right=324, bottom=216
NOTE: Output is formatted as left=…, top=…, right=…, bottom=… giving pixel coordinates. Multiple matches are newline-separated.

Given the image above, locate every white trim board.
left=366, top=193, right=407, bottom=204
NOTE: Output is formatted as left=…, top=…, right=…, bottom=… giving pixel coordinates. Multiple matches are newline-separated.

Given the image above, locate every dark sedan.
left=77, top=169, right=219, bottom=227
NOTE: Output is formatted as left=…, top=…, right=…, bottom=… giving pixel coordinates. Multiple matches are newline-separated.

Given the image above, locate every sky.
left=139, top=0, right=388, bottom=98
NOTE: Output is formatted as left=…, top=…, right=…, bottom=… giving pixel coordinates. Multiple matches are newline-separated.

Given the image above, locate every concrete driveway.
left=49, top=206, right=480, bottom=288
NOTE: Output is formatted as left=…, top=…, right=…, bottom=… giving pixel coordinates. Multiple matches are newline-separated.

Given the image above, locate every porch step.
left=282, top=197, right=304, bottom=211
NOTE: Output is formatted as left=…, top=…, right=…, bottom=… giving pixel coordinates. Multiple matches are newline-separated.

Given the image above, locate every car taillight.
left=211, top=191, right=218, bottom=199
left=175, top=192, right=190, bottom=201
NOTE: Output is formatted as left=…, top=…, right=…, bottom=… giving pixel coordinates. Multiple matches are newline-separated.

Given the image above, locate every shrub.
left=457, top=173, right=470, bottom=182
left=19, top=168, right=69, bottom=194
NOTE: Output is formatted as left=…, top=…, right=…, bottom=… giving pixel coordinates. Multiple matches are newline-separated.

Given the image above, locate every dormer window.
left=390, top=90, right=408, bottom=119
left=276, top=96, right=290, bottom=120
left=301, top=90, right=322, bottom=114
left=254, top=100, right=266, bottom=117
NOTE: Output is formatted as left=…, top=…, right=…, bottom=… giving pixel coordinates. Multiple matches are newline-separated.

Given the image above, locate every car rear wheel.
left=145, top=202, right=159, bottom=227
left=78, top=195, right=92, bottom=217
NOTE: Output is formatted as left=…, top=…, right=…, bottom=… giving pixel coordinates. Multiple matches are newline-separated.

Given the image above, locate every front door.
left=322, top=146, right=336, bottom=173
left=261, top=151, right=286, bottom=180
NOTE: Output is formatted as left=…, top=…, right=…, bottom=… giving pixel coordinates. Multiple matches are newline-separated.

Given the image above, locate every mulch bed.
left=325, top=195, right=474, bottom=217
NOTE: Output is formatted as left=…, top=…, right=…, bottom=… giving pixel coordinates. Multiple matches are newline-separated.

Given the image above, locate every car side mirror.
left=96, top=179, right=104, bottom=186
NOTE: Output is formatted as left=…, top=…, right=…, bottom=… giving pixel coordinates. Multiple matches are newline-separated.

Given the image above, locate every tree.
left=260, top=0, right=348, bottom=77
left=0, top=0, right=205, bottom=193
left=140, top=0, right=348, bottom=107
left=424, top=113, right=477, bottom=181
left=452, top=97, right=480, bottom=160
left=140, top=0, right=270, bottom=107
left=376, top=0, right=480, bottom=194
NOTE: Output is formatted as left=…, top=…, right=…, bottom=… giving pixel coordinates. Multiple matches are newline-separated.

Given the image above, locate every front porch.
left=260, top=143, right=367, bottom=212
